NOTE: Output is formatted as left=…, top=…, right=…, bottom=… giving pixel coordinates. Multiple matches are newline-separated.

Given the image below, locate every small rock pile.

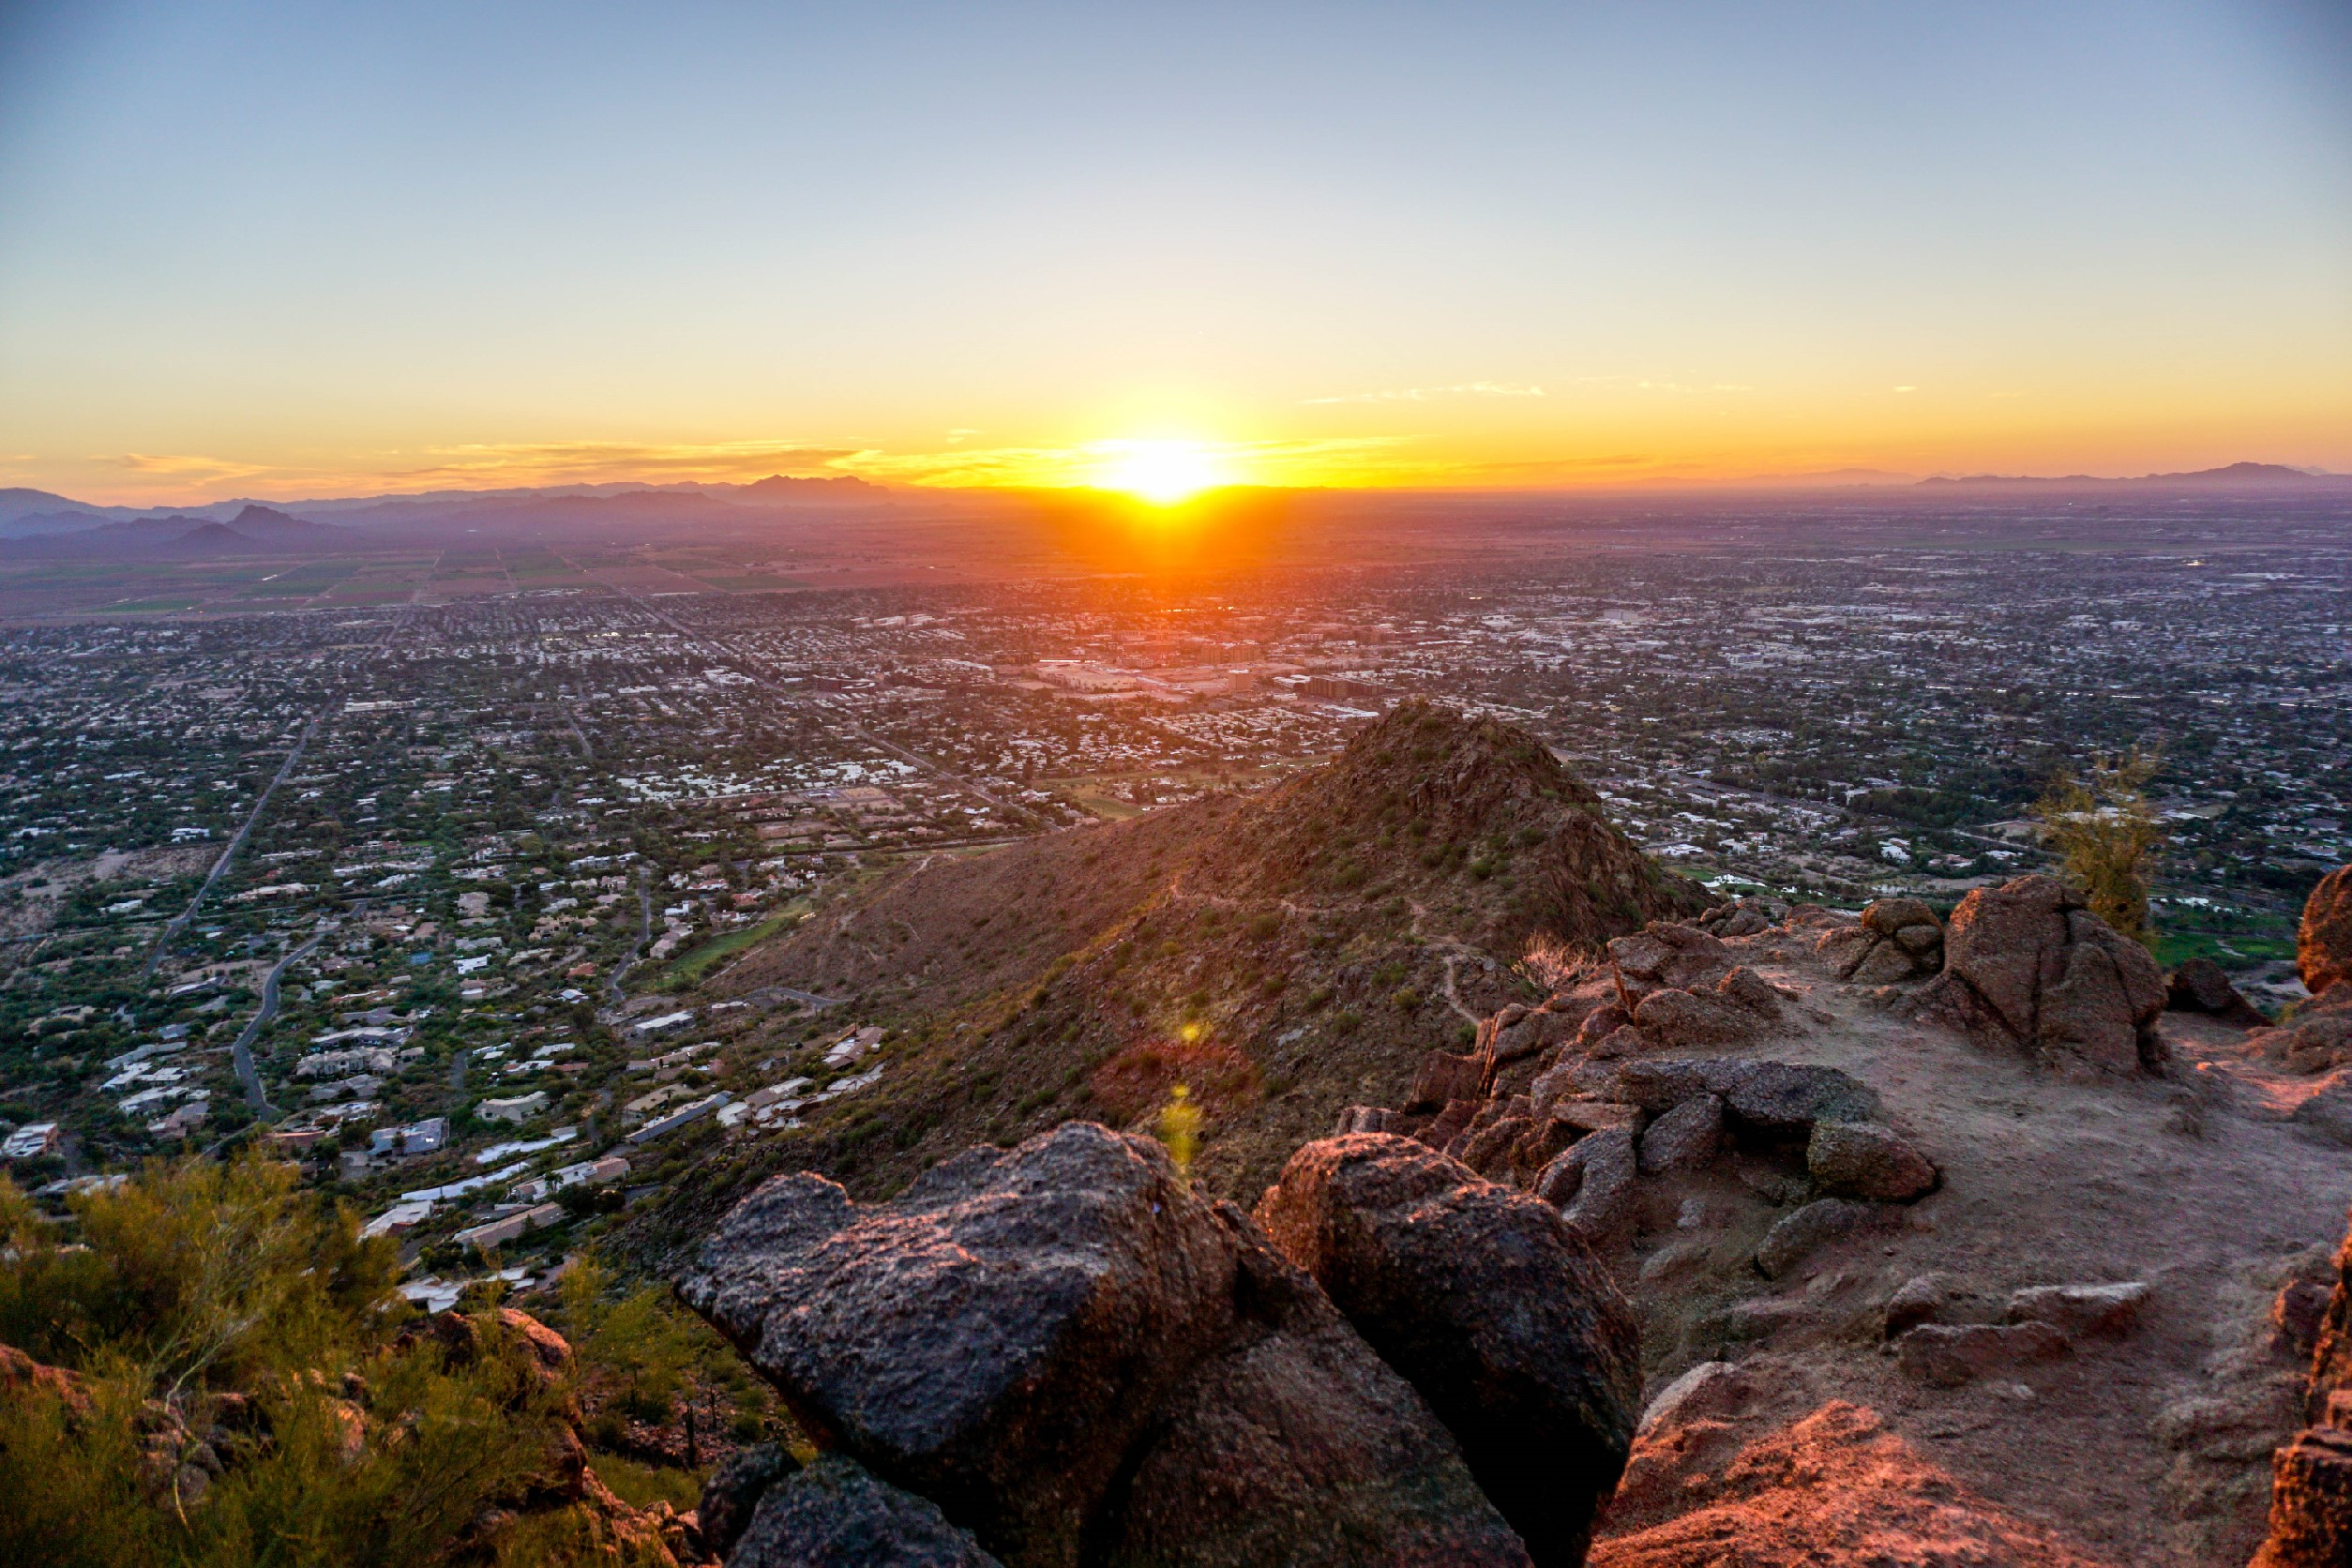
left=1345, top=898, right=1942, bottom=1282
left=1910, top=873, right=2171, bottom=1078
left=1878, top=1275, right=2149, bottom=1387
left=1814, top=897, right=1946, bottom=986
left=674, top=1121, right=1642, bottom=1567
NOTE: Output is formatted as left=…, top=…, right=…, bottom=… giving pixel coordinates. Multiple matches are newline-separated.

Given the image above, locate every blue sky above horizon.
left=2, top=1, right=2347, bottom=502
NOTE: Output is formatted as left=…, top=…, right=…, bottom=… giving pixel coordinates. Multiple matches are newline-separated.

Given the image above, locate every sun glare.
left=1094, top=439, right=1229, bottom=505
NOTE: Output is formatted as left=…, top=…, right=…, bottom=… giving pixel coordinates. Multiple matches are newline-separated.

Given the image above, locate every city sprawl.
left=2, top=537, right=2345, bottom=1301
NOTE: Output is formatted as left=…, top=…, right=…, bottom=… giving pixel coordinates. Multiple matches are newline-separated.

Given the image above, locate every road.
left=605, top=867, right=652, bottom=1004
left=143, top=705, right=328, bottom=983
left=228, top=931, right=322, bottom=1120
left=144, top=611, right=416, bottom=987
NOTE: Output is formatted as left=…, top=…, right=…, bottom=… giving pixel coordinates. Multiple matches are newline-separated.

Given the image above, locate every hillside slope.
left=648, top=702, right=1707, bottom=1237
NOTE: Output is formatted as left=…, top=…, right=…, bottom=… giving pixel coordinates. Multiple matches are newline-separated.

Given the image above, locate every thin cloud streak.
left=1303, top=383, right=1547, bottom=405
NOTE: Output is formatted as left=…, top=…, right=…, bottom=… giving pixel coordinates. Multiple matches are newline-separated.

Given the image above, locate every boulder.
left=1407, top=1051, right=1487, bottom=1112
left=1804, top=1122, right=1937, bottom=1202
left=1605, top=1058, right=1881, bottom=1131
left=1636, top=1094, right=1722, bottom=1176
left=1256, top=1134, right=1642, bottom=1568
left=1628, top=967, right=1784, bottom=1049
left=1422, top=1097, right=1479, bottom=1152
left=1942, top=874, right=2076, bottom=1039
left=2165, top=956, right=2269, bottom=1027
left=1862, top=897, right=1937, bottom=937
left=1717, top=1061, right=1881, bottom=1131
left=1893, top=923, right=1945, bottom=957
left=1103, top=1308, right=1536, bottom=1567
left=2293, top=1071, right=2352, bottom=1146
left=730, top=1454, right=1001, bottom=1568
left=1814, top=923, right=1876, bottom=974
left=1608, top=924, right=1736, bottom=1002
left=2251, top=1203, right=2352, bottom=1567
left=1755, top=1199, right=1879, bottom=1279
left=1919, top=874, right=2166, bottom=1076
left=2279, top=1281, right=2334, bottom=1360
left=1881, top=1274, right=1956, bottom=1340
left=1847, top=940, right=1921, bottom=987
left=1631, top=1360, right=1751, bottom=1442
left=1630, top=987, right=1757, bottom=1048
left=1551, top=1100, right=1644, bottom=1135
left=2264, top=993, right=2352, bottom=1077
left=1893, top=1321, right=2070, bottom=1387
left=1575, top=1003, right=1633, bottom=1053
left=2304, top=865, right=2352, bottom=1001
left=2255, top=1427, right=2352, bottom=1568
left=1815, top=901, right=1942, bottom=986
left=1492, top=1009, right=1575, bottom=1064
left=2004, top=1281, right=2148, bottom=1339
left=676, top=1123, right=1519, bottom=1567
left=1537, top=1125, right=1640, bottom=1245
left=1461, top=1115, right=1535, bottom=1180
left=698, top=1442, right=798, bottom=1561
left=1334, top=1105, right=1402, bottom=1136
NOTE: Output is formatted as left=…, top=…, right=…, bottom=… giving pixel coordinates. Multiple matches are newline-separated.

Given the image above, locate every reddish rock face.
left=1918, top=874, right=2167, bottom=1077
left=1941, top=874, right=2076, bottom=1043
left=2252, top=1203, right=2352, bottom=1566
left=2304, top=866, right=2352, bottom=1001
left=1257, top=1133, right=1642, bottom=1568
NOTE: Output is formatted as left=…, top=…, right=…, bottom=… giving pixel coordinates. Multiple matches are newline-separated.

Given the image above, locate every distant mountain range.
left=1917, top=460, right=2342, bottom=490
left=0, top=462, right=2341, bottom=544
left=0, top=505, right=347, bottom=560
left=0, top=473, right=896, bottom=537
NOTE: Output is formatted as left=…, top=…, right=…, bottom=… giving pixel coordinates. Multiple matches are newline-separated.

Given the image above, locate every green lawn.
left=658, top=903, right=808, bottom=989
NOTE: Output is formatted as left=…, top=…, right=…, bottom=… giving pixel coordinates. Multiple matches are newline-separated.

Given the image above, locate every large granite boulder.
left=1913, top=874, right=2167, bottom=1076
left=675, top=1123, right=1526, bottom=1568
left=1256, top=1133, right=1643, bottom=1568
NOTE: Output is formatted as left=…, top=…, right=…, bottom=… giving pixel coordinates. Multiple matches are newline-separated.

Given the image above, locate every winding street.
left=229, top=931, right=322, bottom=1121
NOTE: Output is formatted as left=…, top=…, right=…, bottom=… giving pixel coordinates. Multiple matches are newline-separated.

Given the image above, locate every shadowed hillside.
left=643, top=703, right=1709, bottom=1246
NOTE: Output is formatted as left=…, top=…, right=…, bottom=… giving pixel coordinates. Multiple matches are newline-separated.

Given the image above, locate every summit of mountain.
left=659, top=702, right=1708, bottom=1229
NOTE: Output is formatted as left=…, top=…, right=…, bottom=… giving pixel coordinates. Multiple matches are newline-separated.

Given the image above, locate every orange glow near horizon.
left=1089, top=439, right=1235, bottom=505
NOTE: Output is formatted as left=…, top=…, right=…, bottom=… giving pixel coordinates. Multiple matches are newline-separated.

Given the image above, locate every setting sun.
left=1093, top=439, right=1231, bottom=505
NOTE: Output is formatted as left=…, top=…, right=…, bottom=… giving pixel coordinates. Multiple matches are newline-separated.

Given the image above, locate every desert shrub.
left=2034, top=749, right=2164, bottom=943
left=0, top=1156, right=665, bottom=1568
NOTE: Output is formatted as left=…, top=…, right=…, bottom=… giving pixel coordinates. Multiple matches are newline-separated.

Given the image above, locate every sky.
left=1, top=0, right=2348, bottom=504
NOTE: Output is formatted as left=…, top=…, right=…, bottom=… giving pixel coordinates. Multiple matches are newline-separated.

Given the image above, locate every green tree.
left=2034, top=748, right=2164, bottom=945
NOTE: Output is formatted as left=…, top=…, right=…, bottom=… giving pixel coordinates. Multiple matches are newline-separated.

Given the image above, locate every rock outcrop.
left=1256, top=1133, right=1644, bottom=1568
left=1605, top=924, right=1788, bottom=1050
left=2253, top=865, right=2352, bottom=1077
left=2254, top=1201, right=2352, bottom=1566
left=1911, top=873, right=2168, bottom=1077
left=675, top=1122, right=1531, bottom=1568
left=2303, top=866, right=2352, bottom=1002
